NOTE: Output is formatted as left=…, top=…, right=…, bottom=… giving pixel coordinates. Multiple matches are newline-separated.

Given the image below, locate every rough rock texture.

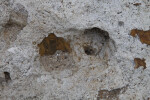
left=0, top=0, right=150, bottom=100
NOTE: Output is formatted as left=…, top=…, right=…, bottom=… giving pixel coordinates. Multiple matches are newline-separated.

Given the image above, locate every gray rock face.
left=0, top=0, right=150, bottom=100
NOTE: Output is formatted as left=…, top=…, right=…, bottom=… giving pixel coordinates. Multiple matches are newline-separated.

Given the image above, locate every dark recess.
left=4, top=72, right=11, bottom=82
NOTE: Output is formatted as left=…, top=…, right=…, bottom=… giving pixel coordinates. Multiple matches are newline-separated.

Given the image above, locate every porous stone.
left=0, top=0, right=150, bottom=100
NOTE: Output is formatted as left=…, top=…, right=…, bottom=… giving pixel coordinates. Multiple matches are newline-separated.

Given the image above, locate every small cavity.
left=39, top=34, right=76, bottom=73
left=83, top=27, right=116, bottom=60
left=4, top=72, right=11, bottom=82
left=84, top=45, right=95, bottom=55
left=118, top=21, right=124, bottom=26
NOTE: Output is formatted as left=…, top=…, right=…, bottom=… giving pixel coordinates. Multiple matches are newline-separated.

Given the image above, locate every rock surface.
left=0, top=0, right=150, bottom=100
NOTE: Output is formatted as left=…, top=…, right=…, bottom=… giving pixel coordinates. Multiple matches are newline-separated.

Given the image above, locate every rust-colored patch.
left=38, top=33, right=71, bottom=56
left=130, top=29, right=150, bottom=45
left=134, top=58, right=146, bottom=69
left=133, top=3, right=141, bottom=6
left=97, top=86, right=128, bottom=100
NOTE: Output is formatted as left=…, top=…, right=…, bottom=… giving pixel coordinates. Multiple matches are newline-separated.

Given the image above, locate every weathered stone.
left=0, top=0, right=150, bottom=100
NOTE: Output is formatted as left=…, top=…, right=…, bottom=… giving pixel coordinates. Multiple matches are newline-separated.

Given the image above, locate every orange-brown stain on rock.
left=133, top=3, right=141, bottom=6
left=134, top=58, right=146, bottom=69
left=130, top=29, right=150, bottom=45
left=38, top=33, right=71, bottom=56
left=97, top=86, right=128, bottom=100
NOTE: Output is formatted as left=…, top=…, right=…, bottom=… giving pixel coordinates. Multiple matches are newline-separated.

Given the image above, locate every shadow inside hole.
left=84, top=46, right=95, bottom=55
left=83, top=27, right=116, bottom=59
left=84, top=27, right=110, bottom=40
left=4, top=72, right=11, bottom=82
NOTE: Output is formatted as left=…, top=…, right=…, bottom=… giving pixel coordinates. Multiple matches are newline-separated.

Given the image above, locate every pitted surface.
left=0, top=0, right=150, bottom=100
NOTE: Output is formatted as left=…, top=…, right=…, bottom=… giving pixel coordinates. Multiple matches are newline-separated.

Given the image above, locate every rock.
left=0, top=0, right=150, bottom=100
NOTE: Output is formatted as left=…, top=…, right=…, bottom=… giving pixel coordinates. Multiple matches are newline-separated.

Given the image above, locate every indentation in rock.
left=10, top=3, right=28, bottom=27
left=0, top=3, right=28, bottom=49
left=118, top=21, right=124, bottom=26
left=38, top=33, right=71, bottom=56
left=134, top=58, right=146, bottom=69
left=83, top=27, right=116, bottom=60
left=97, top=86, right=128, bottom=100
left=0, top=72, right=11, bottom=84
left=40, top=51, right=76, bottom=73
left=130, top=29, right=150, bottom=45
left=4, top=72, right=11, bottom=82
left=83, top=45, right=95, bottom=55
left=39, top=34, right=75, bottom=73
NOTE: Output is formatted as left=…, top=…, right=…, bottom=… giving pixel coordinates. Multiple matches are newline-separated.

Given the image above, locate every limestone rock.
left=0, top=0, right=150, bottom=100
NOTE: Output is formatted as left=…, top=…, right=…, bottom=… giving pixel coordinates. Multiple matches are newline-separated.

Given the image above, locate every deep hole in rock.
left=38, top=33, right=71, bottom=56
left=84, top=45, right=95, bottom=55
left=83, top=27, right=116, bottom=60
left=4, top=72, right=11, bottom=82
